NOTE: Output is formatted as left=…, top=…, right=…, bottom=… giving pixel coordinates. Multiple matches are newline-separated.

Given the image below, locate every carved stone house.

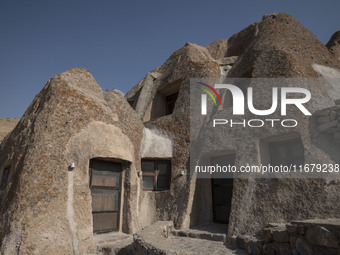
left=0, top=13, right=340, bottom=254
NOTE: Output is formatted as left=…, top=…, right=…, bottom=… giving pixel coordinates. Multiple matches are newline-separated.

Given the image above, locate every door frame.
left=89, top=158, right=123, bottom=233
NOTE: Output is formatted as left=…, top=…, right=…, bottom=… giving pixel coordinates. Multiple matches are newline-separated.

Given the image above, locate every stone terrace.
left=133, top=221, right=246, bottom=255
left=95, top=221, right=247, bottom=255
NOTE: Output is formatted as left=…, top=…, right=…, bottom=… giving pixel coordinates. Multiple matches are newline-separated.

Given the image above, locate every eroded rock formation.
left=0, top=68, right=144, bottom=254
left=1, top=12, right=340, bottom=255
left=327, top=31, right=340, bottom=60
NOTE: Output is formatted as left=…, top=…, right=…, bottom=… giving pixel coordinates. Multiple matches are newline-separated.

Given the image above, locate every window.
left=0, top=167, right=10, bottom=189
left=165, top=93, right=178, bottom=115
left=269, top=138, right=304, bottom=166
left=142, top=160, right=171, bottom=191
left=148, top=80, right=181, bottom=120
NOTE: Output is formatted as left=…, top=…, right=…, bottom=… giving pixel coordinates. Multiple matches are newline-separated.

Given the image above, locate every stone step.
left=94, top=232, right=134, bottom=255
left=172, top=229, right=227, bottom=242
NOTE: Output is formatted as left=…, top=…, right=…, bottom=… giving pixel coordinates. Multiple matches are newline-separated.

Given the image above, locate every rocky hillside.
left=0, top=118, right=19, bottom=143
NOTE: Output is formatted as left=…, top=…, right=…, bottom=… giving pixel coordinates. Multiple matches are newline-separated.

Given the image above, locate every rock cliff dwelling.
left=1, top=13, right=340, bottom=255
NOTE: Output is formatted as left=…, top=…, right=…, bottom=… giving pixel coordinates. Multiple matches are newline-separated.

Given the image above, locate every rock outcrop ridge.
left=327, top=31, right=340, bottom=60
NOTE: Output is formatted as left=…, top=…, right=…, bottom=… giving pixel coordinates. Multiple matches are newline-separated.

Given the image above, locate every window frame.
left=0, top=167, right=10, bottom=190
left=141, top=159, right=171, bottom=191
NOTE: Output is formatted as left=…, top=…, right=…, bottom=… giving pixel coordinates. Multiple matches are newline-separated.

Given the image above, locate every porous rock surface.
left=327, top=31, right=340, bottom=60
left=191, top=13, right=340, bottom=237
left=126, top=41, right=221, bottom=230
left=231, top=219, right=340, bottom=254
left=0, top=68, right=144, bottom=254
left=227, top=13, right=340, bottom=78
left=127, top=12, right=340, bottom=238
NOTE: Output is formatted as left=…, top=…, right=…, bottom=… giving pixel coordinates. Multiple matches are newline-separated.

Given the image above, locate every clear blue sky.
left=0, top=0, right=339, bottom=118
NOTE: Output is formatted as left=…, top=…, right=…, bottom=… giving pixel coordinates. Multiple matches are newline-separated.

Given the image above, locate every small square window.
left=166, top=93, right=178, bottom=115
left=269, top=138, right=304, bottom=166
left=0, top=167, right=10, bottom=189
left=142, top=160, right=171, bottom=191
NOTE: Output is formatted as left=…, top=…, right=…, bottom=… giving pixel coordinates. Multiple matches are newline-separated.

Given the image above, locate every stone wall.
left=230, top=219, right=340, bottom=255
left=133, top=221, right=174, bottom=255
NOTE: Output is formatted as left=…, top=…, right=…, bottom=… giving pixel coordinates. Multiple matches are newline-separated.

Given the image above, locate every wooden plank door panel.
left=93, top=212, right=118, bottom=233
left=90, top=159, right=122, bottom=233
left=91, top=170, right=119, bottom=187
left=91, top=189, right=118, bottom=212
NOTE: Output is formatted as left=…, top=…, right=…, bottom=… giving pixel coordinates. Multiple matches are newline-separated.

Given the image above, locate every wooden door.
left=210, top=155, right=235, bottom=224
left=90, top=159, right=122, bottom=233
